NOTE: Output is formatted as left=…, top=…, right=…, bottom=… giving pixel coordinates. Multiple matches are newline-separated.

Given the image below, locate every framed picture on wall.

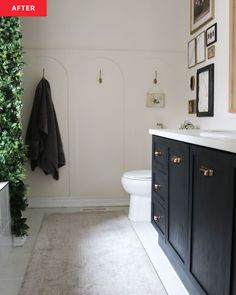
left=196, top=31, right=206, bottom=64
left=190, top=0, right=214, bottom=34
left=206, top=23, right=217, bottom=46
left=208, top=45, right=215, bottom=59
left=188, top=38, right=196, bottom=68
left=188, top=99, right=197, bottom=114
left=196, top=64, right=214, bottom=117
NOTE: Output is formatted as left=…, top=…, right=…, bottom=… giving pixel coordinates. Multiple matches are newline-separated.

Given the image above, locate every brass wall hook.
left=98, top=69, right=103, bottom=84
left=153, top=70, right=157, bottom=84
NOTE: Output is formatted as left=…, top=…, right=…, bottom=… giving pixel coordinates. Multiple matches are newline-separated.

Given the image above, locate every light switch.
left=146, top=93, right=165, bottom=107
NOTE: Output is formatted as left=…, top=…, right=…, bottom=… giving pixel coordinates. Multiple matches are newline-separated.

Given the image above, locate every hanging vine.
left=0, top=17, right=29, bottom=237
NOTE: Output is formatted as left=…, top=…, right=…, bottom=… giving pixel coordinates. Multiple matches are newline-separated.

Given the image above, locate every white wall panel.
left=69, top=57, right=124, bottom=197
left=22, top=50, right=186, bottom=198
left=21, top=0, right=186, bottom=200
left=22, top=56, right=70, bottom=197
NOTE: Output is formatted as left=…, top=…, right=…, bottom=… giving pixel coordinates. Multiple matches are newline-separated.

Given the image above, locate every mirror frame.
left=229, top=0, right=236, bottom=112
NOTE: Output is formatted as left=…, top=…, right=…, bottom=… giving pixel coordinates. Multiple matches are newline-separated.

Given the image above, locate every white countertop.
left=0, top=182, right=8, bottom=191
left=149, top=129, right=236, bottom=154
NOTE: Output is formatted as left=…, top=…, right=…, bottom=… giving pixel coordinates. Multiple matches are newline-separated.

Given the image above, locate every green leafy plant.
left=0, top=17, right=29, bottom=237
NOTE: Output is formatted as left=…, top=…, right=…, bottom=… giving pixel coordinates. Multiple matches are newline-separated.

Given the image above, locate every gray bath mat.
left=19, top=211, right=166, bottom=295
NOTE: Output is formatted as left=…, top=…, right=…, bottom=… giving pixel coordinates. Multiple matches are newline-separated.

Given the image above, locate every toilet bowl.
left=121, top=170, right=151, bottom=222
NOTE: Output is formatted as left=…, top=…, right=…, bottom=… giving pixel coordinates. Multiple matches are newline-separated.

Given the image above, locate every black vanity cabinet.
left=151, top=135, right=236, bottom=295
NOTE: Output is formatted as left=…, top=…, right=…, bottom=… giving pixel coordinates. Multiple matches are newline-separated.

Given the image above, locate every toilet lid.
left=123, top=170, right=151, bottom=181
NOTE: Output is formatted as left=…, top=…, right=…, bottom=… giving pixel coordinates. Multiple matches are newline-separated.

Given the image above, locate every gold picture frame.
left=196, top=31, right=206, bottom=64
left=208, top=45, right=215, bottom=59
left=229, top=0, right=236, bottom=112
left=190, top=0, right=215, bottom=34
left=188, top=38, right=196, bottom=68
left=188, top=100, right=197, bottom=114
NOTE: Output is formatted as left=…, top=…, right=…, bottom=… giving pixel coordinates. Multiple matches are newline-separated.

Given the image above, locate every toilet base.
left=128, top=194, right=151, bottom=222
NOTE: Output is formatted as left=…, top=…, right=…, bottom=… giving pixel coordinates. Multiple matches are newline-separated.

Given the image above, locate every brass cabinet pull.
left=154, top=215, right=161, bottom=221
left=200, top=166, right=214, bottom=177
left=171, top=156, right=182, bottom=164
left=154, top=183, right=161, bottom=190
left=154, top=151, right=162, bottom=157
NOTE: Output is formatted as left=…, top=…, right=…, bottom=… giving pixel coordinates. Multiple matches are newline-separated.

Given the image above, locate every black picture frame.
left=196, top=64, right=214, bottom=117
left=206, top=23, right=217, bottom=47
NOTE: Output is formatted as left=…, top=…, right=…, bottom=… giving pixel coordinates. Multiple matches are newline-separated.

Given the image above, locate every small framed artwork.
left=188, top=100, right=197, bottom=114
left=206, top=23, right=217, bottom=46
left=196, top=64, right=214, bottom=117
left=188, top=38, right=196, bottom=68
left=191, top=0, right=215, bottom=34
left=208, top=45, right=215, bottom=59
left=196, top=31, right=206, bottom=64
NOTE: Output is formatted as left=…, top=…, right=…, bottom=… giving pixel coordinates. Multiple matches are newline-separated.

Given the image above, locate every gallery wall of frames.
left=188, top=0, right=217, bottom=117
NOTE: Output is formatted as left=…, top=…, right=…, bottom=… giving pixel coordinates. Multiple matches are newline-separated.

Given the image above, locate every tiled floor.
left=0, top=207, right=187, bottom=295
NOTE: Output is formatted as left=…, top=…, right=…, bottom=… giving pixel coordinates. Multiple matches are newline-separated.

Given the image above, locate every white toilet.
left=121, top=170, right=151, bottom=222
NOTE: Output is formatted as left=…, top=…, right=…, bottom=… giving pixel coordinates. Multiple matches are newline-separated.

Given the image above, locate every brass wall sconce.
left=98, top=69, right=103, bottom=84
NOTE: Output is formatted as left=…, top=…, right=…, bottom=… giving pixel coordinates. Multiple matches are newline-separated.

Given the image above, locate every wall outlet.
left=146, top=93, right=165, bottom=107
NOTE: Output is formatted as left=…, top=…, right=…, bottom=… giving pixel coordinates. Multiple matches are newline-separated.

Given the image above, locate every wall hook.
left=153, top=70, right=157, bottom=85
left=43, top=68, right=45, bottom=78
left=98, top=69, right=103, bottom=84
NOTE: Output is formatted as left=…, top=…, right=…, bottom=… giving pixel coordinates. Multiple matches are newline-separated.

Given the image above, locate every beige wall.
left=21, top=0, right=187, bottom=201
left=22, top=0, right=186, bottom=52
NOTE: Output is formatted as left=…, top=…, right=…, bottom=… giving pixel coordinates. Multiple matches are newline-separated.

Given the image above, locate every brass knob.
left=200, top=166, right=214, bottom=177
left=171, top=156, right=182, bottom=164
left=155, top=151, right=162, bottom=157
left=154, top=183, right=161, bottom=190
left=154, top=215, right=161, bottom=221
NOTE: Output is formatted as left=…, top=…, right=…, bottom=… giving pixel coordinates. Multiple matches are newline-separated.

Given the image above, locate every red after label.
left=0, top=0, right=47, bottom=16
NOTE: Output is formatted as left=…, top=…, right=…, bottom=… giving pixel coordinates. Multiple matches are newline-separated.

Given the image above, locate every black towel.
left=25, top=78, right=66, bottom=180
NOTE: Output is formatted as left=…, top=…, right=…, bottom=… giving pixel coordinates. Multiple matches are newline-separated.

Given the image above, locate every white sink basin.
left=200, top=130, right=236, bottom=139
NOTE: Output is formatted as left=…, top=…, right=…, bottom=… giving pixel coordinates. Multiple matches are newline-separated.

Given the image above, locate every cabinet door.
left=189, top=146, right=233, bottom=295
left=168, top=141, right=189, bottom=266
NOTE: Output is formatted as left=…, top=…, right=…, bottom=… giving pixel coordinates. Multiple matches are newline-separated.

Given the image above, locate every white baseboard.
left=28, top=196, right=129, bottom=208
left=132, top=222, right=189, bottom=295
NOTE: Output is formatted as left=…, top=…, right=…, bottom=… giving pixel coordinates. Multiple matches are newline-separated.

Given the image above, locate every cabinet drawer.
left=152, top=196, right=165, bottom=235
left=152, top=137, right=168, bottom=172
left=152, top=169, right=168, bottom=202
